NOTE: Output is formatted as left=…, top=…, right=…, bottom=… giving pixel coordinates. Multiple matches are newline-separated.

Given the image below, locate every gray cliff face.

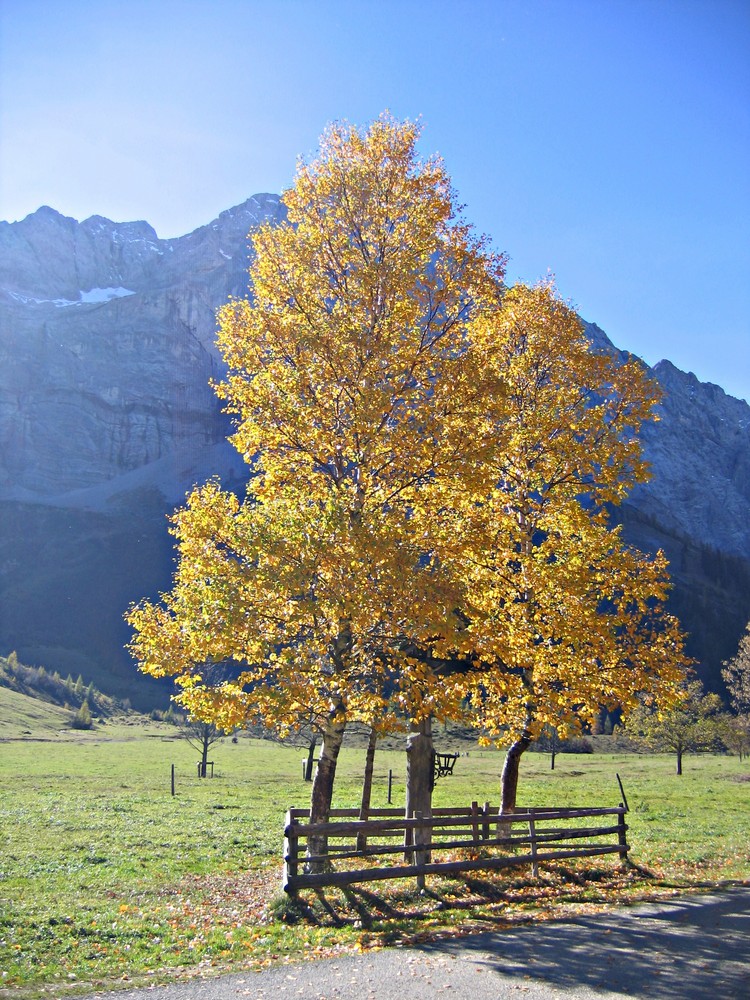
left=580, top=321, right=750, bottom=562
left=633, top=360, right=750, bottom=558
left=3, top=218, right=748, bottom=556
left=0, top=195, right=284, bottom=499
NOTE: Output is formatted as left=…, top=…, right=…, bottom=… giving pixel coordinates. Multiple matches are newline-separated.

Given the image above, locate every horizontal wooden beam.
left=287, top=823, right=625, bottom=865
left=283, top=843, right=626, bottom=892
left=285, top=808, right=624, bottom=839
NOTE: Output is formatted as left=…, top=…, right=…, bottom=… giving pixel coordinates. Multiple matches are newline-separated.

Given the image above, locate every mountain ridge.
left=1, top=197, right=748, bottom=706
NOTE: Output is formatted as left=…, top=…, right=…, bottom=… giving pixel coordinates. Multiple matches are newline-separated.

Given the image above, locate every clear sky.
left=1, top=0, right=748, bottom=401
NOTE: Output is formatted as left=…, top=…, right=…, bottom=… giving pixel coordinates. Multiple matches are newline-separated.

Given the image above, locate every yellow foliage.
left=432, top=282, right=690, bottom=741
left=127, top=115, right=502, bottom=734
left=125, top=115, right=689, bottom=746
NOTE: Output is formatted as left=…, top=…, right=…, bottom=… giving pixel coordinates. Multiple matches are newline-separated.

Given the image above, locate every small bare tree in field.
left=177, top=715, right=225, bottom=777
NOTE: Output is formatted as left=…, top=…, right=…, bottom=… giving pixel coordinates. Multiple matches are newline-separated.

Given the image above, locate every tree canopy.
left=429, top=282, right=690, bottom=807
left=126, top=115, right=507, bottom=835
left=126, top=114, right=689, bottom=826
left=455, top=285, right=687, bottom=726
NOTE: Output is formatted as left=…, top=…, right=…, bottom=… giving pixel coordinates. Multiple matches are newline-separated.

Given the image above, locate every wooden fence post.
left=616, top=773, right=630, bottom=813
left=283, top=809, right=298, bottom=895
left=617, top=804, right=629, bottom=863
left=415, top=810, right=426, bottom=890
left=482, top=801, right=490, bottom=841
left=529, top=808, right=538, bottom=877
left=471, top=800, right=480, bottom=844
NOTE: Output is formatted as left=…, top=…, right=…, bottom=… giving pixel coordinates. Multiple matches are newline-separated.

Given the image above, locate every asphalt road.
left=99, top=887, right=749, bottom=1000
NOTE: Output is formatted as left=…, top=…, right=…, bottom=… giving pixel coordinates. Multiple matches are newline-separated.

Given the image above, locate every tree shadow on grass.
left=304, top=865, right=579, bottom=940
left=305, top=864, right=635, bottom=930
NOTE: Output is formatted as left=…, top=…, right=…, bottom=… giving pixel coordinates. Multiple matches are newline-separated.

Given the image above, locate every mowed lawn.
left=1, top=720, right=748, bottom=997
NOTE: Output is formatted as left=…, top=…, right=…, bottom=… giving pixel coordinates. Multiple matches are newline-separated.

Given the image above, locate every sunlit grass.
left=1, top=722, right=748, bottom=997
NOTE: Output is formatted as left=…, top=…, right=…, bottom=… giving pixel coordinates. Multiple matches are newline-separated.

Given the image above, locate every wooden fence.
left=283, top=801, right=629, bottom=894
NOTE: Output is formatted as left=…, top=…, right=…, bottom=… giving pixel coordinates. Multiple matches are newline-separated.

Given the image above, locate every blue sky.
left=1, top=0, right=748, bottom=401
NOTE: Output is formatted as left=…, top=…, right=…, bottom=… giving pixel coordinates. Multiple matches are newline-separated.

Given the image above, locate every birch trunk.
left=306, top=711, right=346, bottom=872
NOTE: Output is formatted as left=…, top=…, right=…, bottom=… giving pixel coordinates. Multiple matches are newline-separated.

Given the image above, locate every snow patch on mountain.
left=7, top=286, right=135, bottom=307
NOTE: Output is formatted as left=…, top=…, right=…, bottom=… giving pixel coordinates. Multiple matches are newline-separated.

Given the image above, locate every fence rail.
left=283, top=801, right=629, bottom=894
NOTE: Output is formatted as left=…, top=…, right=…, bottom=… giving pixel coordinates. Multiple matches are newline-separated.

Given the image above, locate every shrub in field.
left=69, top=700, right=93, bottom=730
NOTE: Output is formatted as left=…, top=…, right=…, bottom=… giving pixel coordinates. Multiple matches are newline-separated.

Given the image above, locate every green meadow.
left=1, top=713, right=748, bottom=997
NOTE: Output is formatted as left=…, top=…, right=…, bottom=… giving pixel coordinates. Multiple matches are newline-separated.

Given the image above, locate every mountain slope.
left=1, top=199, right=748, bottom=704
left=0, top=684, right=72, bottom=739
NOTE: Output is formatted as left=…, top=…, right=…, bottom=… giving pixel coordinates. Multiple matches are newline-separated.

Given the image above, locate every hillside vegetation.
left=0, top=651, right=121, bottom=737
left=0, top=499, right=174, bottom=710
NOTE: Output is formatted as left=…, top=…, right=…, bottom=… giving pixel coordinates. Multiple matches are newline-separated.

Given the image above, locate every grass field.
left=1, top=716, right=748, bottom=998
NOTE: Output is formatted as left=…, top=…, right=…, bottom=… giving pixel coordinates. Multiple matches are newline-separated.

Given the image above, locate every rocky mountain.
left=0, top=195, right=284, bottom=504
left=1, top=199, right=748, bottom=707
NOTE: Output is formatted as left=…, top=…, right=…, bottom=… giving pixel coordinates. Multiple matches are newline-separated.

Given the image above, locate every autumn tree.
left=721, top=622, right=750, bottom=760
left=127, top=120, right=689, bottom=845
left=722, top=620, right=750, bottom=715
left=432, top=283, right=690, bottom=811
left=126, top=115, right=504, bottom=853
left=621, top=679, right=723, bottom=774
left=69, top=700, right=93, bottom=731
left=720, top=713, right=750, bottom=760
